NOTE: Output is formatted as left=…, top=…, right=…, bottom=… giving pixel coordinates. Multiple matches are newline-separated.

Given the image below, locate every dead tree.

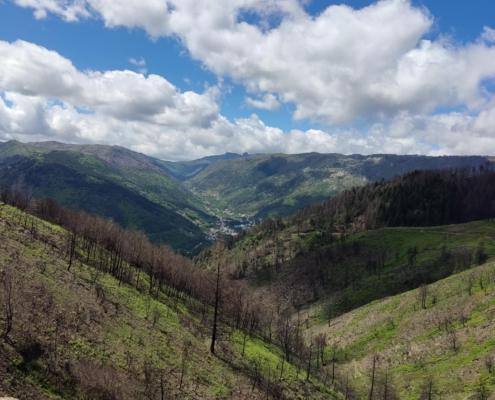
left=421, top=377, right=434, bottom=400
left=369, top=355, right=378, bottom=400
left=210, top=264, right=221, bottom=354
left=67, top=231, right=77, bottom=272
left=418, top=284, right=428, bottom=310
left=1, top=267, right=14, bottom=343
left=306, top=342, right=313, bottom=381
left=331, top=345, right=338, bottom=384
left=179, top=339, right=191, bottom=391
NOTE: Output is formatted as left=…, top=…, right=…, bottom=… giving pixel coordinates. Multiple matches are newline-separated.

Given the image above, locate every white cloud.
left=6, top=1, right=495, bottom=157
left=129, top=56, right=147, bottom=74
left=13, top=0, right=495, bottom=126
left=482, top=27, right=495, bottom=44
left=0, top=39, right=345, bottom=159
left=245, top=93, right=280, bottom=110
left=2, top=39, right=495, bottom=159
left=14, top=0, right=90, bottom=21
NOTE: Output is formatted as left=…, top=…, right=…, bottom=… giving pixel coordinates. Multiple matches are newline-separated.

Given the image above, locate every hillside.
left=161, top=153, right=243, bottom=181
left=0, top=141, right=214, bottom=253
left=0, top=140, right=492, bottom=252
left=0, top=200, right=343, bottom=400
left=197, top=169, right=495, bottom=309
left=194, top=169, right=495, bottom=398
left=302, top=258, right=495, bottom=399
left=185, top=153, right=491, bottom=218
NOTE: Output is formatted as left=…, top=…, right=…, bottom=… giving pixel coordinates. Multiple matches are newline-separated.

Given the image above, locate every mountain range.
left=2, top=164, right=495, bottom=399
left=0, top=140, right=491, bottom=253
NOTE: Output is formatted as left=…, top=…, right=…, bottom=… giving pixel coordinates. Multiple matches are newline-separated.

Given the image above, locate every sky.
left=0, top=0, right=495, bottom=160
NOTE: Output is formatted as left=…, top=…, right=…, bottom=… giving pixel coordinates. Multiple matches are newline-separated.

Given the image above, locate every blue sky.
left=0, top=0, right=495, bottom=159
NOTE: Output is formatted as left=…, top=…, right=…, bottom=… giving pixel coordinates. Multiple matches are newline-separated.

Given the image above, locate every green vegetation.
left=0, top=141, right=214, bottom=253
left=303, top=259, right=495, bottom=399
left=185, top=152, right=490, bottom=218
left=0, top=204, right=341, bottom=399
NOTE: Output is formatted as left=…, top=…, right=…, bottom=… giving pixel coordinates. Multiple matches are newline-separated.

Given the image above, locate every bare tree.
left=369, top=355, right=379, bottom=400
left=179, top=339, right=191, bottom=392
left=1, top=267, right=14, bottom=343
left=330, top=345, right=338, bottom=385
left=306, top=342, right=313, bottom=381
left=485, top=356, right=494, bottom=374
left=466, top=272, right=476, bottom=296
left=210, top=264, right=221, bottom=354
left=420, top=377, right=434, bottom=400
left=418, top=284, right=428, bottom=310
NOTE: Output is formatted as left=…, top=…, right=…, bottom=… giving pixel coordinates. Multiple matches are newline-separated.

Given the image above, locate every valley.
left=0, top=140, right=491, bottom=255
left=2, top=1, right=495, bottom=399
left=2, top=141, right=495, bottom=399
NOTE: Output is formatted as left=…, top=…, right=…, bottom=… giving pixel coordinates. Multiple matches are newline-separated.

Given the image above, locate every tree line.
left=295, top=166, right=495, bottom=234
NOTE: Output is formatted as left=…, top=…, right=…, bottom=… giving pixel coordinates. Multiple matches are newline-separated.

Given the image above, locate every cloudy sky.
left=0, top=0, right=495, bottom=160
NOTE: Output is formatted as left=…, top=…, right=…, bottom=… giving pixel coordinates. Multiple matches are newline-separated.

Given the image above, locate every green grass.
left=305, top=259, right=495, bottom=399
left=0, top=204, right=340, bottom=399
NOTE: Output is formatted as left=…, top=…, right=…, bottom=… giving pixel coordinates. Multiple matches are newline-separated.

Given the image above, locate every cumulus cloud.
left=245, top=93, right=280, bottom=110
left=6, top=0, right=495, bottom=156
left=0, top=39, right=344, bottom=159
left=13, top=0, right=495, bottom=125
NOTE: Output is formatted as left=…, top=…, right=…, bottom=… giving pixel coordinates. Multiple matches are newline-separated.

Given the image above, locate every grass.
left=0, top=204, right=340, bottom=399
left=305, top=258, right=495, bottom=399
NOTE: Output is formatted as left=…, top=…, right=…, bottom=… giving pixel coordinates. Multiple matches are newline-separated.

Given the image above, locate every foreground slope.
left=0, top=140, right=214, bottom=252
left=304, top=258, right=495, bottom=399
left=0, top=203, right=340, bottom=400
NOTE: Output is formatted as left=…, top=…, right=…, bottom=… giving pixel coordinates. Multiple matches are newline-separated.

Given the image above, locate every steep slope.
left=162, top=152, right=243, bottom=181
left=186, top=153, right=491, bottom=218
left=195, top=169, right=495, bottom=398
left=303, top=259, right=495, bottom=399
left=0, top=203, right=342, bottom=400
left=0, top=141, right=214, bottom=253
left=197, top=169, right=495, bottom=310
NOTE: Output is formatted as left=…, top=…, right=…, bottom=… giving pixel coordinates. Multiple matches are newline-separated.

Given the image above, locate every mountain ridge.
left=0, top=139, right=493, bottom=252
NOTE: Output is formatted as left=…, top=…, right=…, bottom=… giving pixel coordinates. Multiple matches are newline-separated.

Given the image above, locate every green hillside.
left=199, top=216, right=495, bottom=310
left=0, top=140, right=491, bottom=252
left=197, top=170, right=495, bottom=311
left=0, top=201, right=346, bottom=400
left=186, top=153, right=490, bottom=218
left=0, top=141, right=214, bottom=253
left=194, top=169, right=495, bottom=398
left=303, top=258, right=495, bottom=399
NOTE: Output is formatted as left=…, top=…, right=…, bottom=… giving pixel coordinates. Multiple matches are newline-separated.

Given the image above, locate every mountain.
left=195, top=168, right=495, bottom=398
left=161, top=152, right=244, bottom=181
left=0, top=140, right=215, bottom=253
left=197, top=168, right=495, bottom=309
left=0, top=140, right=492, bottom=252
left=184, top=152, right=492, bottom=218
